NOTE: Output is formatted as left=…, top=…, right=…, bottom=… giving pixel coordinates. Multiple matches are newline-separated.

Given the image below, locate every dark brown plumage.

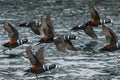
left=38, top=15, right=54, bottom=43
left=25, top=46, right=57, bottom=79
left=100, top=24, right=118, bottom=51
left=71, top=2, right=101, bottom=39
left=2, top=23, right=19, bottom=48
left=54, top=34, right=77, bottom=52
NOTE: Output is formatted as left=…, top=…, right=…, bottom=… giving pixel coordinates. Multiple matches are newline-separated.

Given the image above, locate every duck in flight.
left=37, top=15, right=78, bottom=52
left=54, top=34, right=77, bottom=52
left=100, top=24, right=119, bottom=51
left=19, top=17, right=45, bottom=35
left=19, top=15, right=54, bottom=43
left=21, top=15, right=77, bottom=52
left=38, top=15, right=54, bottom=43
left=2, top=23, right=29, bottom=50
left=71, top=2, right=112, bottom=39
left=25, top=46, right=57, bottom=79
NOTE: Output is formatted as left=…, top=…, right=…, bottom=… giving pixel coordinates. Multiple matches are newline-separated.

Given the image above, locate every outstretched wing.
left=3, top=23, right=19, bottom=40
left=89, top=2, right=100, bottom=21
left=46, top=15, right=54, bottom=36
left=30, top=20, right=41, bottom=35
left=25, top=46, right=37, bottom=66
left=35, top=47, right=45, bottom=65
left=54, top=35, right=66, bottom=52
left=65, top=40, right=77, bottom=51
left=102, top=24, right=118, bottom=44
left=40, top=16, right=48, bottom=36
left=84, top=25, right=98, bottom=39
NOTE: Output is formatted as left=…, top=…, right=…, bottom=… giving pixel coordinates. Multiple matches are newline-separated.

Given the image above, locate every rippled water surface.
left=0, top=0, right=120, bottom=80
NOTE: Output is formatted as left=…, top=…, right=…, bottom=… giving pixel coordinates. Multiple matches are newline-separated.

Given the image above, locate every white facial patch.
left=38, top=22, right=41, bottom=26
left=64, top=35, right=69, bottom=40
left=110, top=18, right=113, bottom=23
left=54, top=36, right=58, bottom=40
left=116, top=43, right=120, bottom=48
left=17, top=39, right=21, bottom=45
left=26, top=22, right=29, bottom=26
left=78, top=24, right=81, bottom=28
left=100, top=19, right=105, bottom=24
left=42, top=65, right=49, bottom=70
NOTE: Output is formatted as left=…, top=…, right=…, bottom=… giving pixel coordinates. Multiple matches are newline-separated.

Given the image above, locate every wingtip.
left=89, top=1, right=94, bottom=7
left=93, top=36, right=98, bottom=40
left=71, top=26, right=79, bottom=31
left=24, top=70, right=29, bottom=75
left=99, top=48, right=105, bottom=52
left=39, top=46, right=44, bottom=51
left=46, top=15, right=51, bottom=18
left=40, top=46, right=44, bottom=49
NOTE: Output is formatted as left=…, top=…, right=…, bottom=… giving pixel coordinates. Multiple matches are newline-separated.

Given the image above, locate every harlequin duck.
left=2, top=23, right=29, bottom=50
left=19, top=16, right=46, bottom=35
left=54, top=34, right=77, bottom=52
left=100, top=24, right=119, bottom=51
left=25, top=46, right=57, bottom=79
left=71, top=2, right=112, bottom=39
left=37, top=15, right=54, bottom=43
left=38, top=15, right=79, bottom=43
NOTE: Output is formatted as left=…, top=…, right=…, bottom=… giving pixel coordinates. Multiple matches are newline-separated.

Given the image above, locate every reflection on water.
left=0, top=0, right=120, bottom=80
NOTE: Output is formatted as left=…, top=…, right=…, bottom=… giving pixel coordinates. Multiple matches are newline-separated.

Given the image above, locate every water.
left=0, top=0, right=120, bottom=80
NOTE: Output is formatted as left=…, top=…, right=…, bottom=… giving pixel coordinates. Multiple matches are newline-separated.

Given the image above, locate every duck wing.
left=102, top=24, right=118, bottom=44
left=25, top=46, right=42, bottom=66
left=3, top=23, right=19, bottom=41
left=30, top=20, right=41, bottom=35
left=84, top=25, right=98, bottom=39
left=46, top=15, right=54, bottom=36
left=40, top=16, right=48, bottom=36
left=35, top=47, right=45, bottom=65
left=65, top=40, right=77, bottom=51
left=54, top=35, right=66, bottom=52
left=89, top=2, right=100, bottom=22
